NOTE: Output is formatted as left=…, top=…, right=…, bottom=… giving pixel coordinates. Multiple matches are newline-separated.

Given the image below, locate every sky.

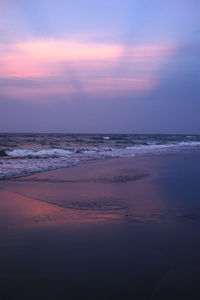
left=0, top=0, right=200, bottom=133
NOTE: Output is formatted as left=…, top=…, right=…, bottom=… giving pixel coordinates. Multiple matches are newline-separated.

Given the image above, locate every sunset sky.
left=0, top=0, right=199, bottom=133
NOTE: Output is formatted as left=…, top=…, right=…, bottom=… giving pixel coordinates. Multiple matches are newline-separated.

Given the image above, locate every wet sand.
left=0, top=153, right=200, bottom=299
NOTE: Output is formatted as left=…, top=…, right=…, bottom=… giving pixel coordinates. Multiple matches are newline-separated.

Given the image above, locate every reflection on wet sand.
left=0, top=158, right=169, bottom=227
left=0, top=156, right=200, bottom=299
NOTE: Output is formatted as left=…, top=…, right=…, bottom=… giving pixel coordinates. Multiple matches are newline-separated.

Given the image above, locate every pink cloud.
left=0, top=39, right=175, bottom=100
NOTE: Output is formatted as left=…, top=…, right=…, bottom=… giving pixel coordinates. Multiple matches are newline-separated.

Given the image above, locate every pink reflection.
left=0, top=189, right=123, bottom=228
left=0, top=158, right=174, bottom=229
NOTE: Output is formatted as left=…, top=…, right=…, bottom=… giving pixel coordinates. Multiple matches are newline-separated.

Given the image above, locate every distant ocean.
left=0, top=133, right=200, bottom=179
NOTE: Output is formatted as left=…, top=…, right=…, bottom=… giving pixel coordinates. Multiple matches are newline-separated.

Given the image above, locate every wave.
left=125, top=141, right=200, bottom=151
left=1, top=141, right=200, bottom=179
left=4, top=141, right=200, bottom=158
left=5, top=148, right=74, bottom=158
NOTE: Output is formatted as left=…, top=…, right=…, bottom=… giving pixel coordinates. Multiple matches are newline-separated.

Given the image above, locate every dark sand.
left=0, top=153, right=200, bottom=299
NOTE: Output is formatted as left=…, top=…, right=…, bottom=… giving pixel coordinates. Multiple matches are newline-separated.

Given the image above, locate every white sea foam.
left=6, top=148, right=73, bottom=158
left=0, top=158, right=79, bottom=179
left=1, top=140, right=200, bottom=179
left=126, top=141, right=200, bottom=151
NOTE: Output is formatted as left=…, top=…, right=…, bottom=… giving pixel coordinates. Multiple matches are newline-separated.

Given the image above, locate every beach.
left=0, top=153, right=200, bottom=299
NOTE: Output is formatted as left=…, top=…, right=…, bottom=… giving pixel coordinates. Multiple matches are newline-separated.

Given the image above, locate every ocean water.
left=0, top=133, right=200, bottom=179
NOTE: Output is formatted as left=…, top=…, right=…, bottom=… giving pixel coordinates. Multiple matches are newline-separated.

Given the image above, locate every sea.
left=0, top=133, right=200, bottom=179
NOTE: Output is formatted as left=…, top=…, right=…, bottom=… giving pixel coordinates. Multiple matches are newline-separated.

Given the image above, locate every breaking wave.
left=1, top=134, right=200, bottom=179
left=5, top=148, right=74, bottom=158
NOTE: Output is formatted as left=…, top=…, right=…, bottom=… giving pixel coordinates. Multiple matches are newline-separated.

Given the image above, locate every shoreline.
left=1, top=136, right=200, bottom=180
left=2, top=148, right=200, bottom=181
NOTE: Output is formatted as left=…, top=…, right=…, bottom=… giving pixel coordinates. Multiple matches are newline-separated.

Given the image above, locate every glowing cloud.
left=0, top=39, right=175, bottom=100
